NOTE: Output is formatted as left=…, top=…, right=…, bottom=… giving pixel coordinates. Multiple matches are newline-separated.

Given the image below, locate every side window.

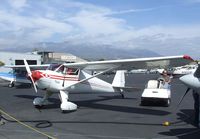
left=66, top=68, right=79, bottom=75
left=53, top=65, right=79, bottom=76
left=56, top=65, right=65, bottom=73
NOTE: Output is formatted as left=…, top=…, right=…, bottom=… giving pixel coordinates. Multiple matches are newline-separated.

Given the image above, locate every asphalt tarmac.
left=0, top=74, right=200, bottom=139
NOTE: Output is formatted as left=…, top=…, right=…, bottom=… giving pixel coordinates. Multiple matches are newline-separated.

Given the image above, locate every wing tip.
left=183, top=55, right=194, bottom=61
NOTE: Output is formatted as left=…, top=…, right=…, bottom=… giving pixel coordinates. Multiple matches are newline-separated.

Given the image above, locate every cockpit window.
left=47, top=64, right=62, bottom=71
left=66, top=68, right=79, bottom=75
left=56, top=65, right=65, bottom=73
left=47, top=64, right=79, bottom=75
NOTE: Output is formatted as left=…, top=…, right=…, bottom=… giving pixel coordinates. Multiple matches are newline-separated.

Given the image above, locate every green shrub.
left=0, top=61, right=5, bottom=66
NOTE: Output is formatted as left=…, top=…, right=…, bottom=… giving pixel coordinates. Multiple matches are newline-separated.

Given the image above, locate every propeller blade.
left=177, top=88, right=191, bottom=107
left=24, top=59, right=32, bottom=76
left=164, top=88, right=191, bottom=125
left=30, top=76, right=38, bottom=93
left=23, top=59, right=37, bottom=93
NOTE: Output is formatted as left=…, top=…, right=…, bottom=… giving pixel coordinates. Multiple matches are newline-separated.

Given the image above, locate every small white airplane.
left=157, top=64, right=197, bottom=77
left=7, top=55, right=193, bottom=112
left=0, top=65, right=49, bottom=87
left=172, top=64, right=197, bottom=75
left=0, top=70, right=30, bottom=87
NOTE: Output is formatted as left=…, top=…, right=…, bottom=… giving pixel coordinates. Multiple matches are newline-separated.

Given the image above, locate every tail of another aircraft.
left=112, top=70, right=125, bottom=88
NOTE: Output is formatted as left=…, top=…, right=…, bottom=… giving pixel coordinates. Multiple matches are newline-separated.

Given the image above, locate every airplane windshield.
left=13, top=69, right=27, bottom=76
left=47, top=64, right=79, bottom=75
left=47, top=64, right=62, bottom=71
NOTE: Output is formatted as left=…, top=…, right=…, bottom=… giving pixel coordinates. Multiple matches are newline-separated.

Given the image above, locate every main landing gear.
left=8, top=81, right=14, bottom=88
left=59, top=90, right=77, bottom=112
left=119, top=92, right=125, bottom=99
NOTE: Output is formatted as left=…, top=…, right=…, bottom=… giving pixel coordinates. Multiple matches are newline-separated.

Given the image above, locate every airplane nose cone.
left=179, top=75, right=190, bottom=85
left=180, top=74, right=200, bottom=90
left=31, top=71, right=43, bottom=81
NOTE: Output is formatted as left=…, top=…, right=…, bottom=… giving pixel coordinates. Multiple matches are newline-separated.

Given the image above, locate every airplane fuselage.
left=0, top=72, right=31, bottom=83
left=34, top=70, right=115, bottom=93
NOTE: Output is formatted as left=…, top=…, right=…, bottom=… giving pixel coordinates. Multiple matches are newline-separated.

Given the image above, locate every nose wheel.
left=33, top=91, right=53, bottom=108
left=33, top=97, right=46, bottom=107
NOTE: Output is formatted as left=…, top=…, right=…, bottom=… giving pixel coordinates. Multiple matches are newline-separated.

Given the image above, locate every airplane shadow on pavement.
left=15, top=94, right=170, bottom=116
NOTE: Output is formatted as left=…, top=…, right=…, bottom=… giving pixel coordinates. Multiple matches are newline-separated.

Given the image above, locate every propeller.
left=176, top=87, right=191, bottom=108
left=163, top=87, right=191, bottom=126
left=24, top=59, right=38, bottom=93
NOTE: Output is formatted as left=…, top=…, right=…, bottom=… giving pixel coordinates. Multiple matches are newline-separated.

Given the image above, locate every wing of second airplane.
left=4, top=64, right=50, bottom=70
left=63, top=55, right=194, bottom=71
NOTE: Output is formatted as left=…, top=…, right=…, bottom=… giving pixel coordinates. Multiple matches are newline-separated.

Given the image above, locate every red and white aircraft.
left=20, top=55, right=193, bottom=112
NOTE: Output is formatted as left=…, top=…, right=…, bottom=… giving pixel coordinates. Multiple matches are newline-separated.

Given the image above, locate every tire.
left=140, top=98, right=146, bottom=106
left=140, top=101, right=144, bottom=106
left=34, top=105, right=43, bottom=109
left=8, top=83, right=14, bottom=88
left=165, top=99, right=171, bottom=107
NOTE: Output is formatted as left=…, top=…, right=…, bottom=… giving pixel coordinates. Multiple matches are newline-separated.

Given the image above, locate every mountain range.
left=2, top=42, right=161, bottom=60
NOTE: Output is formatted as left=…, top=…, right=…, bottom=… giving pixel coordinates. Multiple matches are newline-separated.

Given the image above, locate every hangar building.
left=0, top=51, right=42, bottom=72
left=0, top=51, right=87, bottom=72
left=37, top=51, right=87, bottom=64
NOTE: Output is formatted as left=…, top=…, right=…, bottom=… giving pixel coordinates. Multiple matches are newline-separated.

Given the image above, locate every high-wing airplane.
left=0, top=65, right=49, bottom=87
left=171, top=64, right=197, bottom=76
left=10, top=55, right=193, bottom=112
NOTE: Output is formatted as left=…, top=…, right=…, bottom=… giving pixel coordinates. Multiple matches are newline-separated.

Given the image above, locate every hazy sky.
left=0, top=0, right=200, bottom=57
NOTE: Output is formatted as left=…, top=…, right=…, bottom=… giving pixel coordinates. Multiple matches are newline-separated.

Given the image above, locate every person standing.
left=160, top=70, right=172, bottom=89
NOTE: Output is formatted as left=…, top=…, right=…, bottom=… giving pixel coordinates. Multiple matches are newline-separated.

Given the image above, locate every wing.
left=4, top=64, right=50, bottom=70
left=63, top=55, right=194, bottom=71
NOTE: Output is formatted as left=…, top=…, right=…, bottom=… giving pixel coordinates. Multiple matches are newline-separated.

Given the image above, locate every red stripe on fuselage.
left=46, top=74, right=79, bottom=81
left=31, top=71, right=79, bottom=82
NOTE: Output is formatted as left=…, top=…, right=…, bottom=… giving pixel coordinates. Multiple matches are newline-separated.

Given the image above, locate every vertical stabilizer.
left=112, top=70, right=125, bottom=88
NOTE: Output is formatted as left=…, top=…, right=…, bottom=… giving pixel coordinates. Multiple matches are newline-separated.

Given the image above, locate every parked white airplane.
left=172, top=64, right=197, bottom=75
left=7, top=55, right=193, bottom=112
left=156, top=64, right=197, bottom=77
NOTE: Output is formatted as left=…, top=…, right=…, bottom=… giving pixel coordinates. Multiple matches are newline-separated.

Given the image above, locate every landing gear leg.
left=119, top=89, right=125, bottom=99
left=8, top=81, right=14, bottom=88
left=120, top=92, right=125, bottom=99
left=59, top=90, right=77, bottom=112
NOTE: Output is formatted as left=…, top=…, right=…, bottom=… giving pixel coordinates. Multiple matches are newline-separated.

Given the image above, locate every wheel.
left=140, top=98, right=146, bottom=106
left=140, top=101, right=144, bottom=106
left=165, top=99, right=171, bottom=107
left=34, top=105, right=44, bottom=109
left=8, top=83, right=14, bottom=88
left=121, top=94, right=125, bottom=99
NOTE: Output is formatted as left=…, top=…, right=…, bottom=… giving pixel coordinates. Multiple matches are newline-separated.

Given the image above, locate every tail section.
left=112, top=70, right=125, bottom=88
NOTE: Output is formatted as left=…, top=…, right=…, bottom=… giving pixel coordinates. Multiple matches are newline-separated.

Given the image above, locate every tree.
left=0, top=61, right=5, bottom=66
